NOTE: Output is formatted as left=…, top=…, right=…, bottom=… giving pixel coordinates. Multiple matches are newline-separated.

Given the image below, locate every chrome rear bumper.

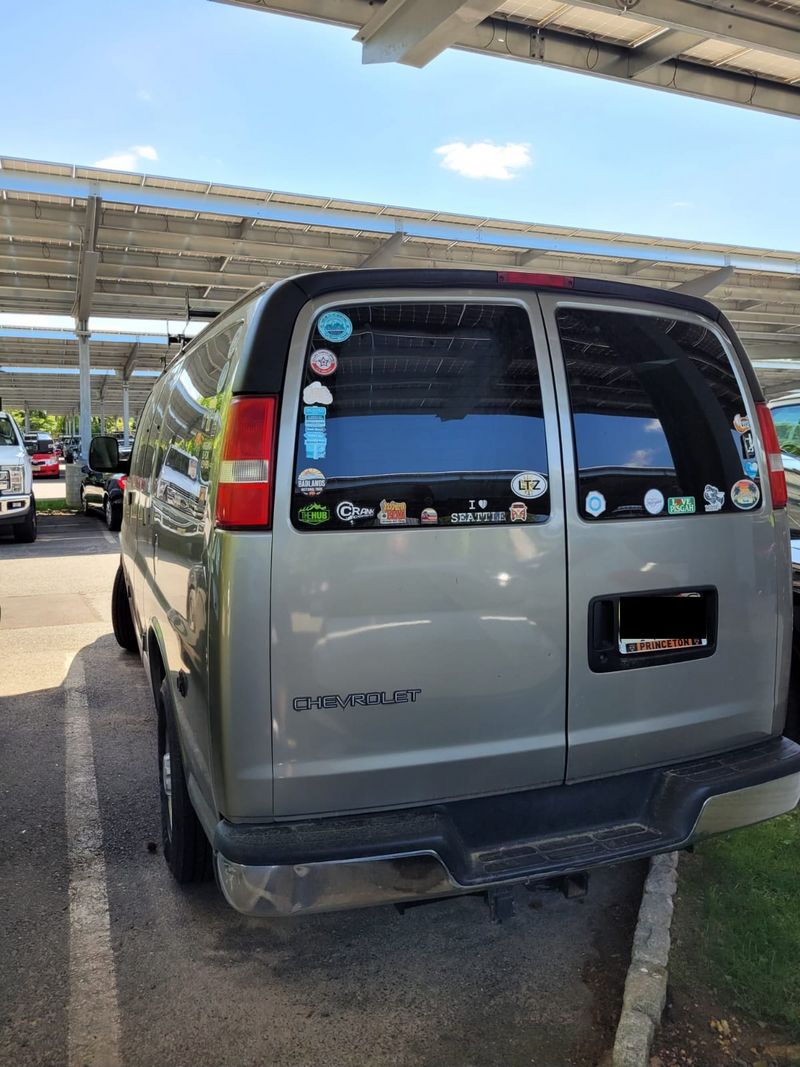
left=215, top=752, right=800, bottom=918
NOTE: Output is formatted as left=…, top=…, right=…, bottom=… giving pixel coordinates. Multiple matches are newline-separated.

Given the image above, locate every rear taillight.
left=117, top=475, right=127, bottom=493
left=756, top=403, right=787, bottom=510
left=215, top=396, right=278, bottom=529
left=496, top=272, right=574, bottom=288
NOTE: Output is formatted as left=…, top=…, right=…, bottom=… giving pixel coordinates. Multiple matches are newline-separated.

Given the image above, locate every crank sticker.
left=317, top=311, right=353, bottom=344
left=296, top=468, right=326, bottom=496
left=336, top=501, right=375, bottom=522
left=511, top=471, right=547, bottom=499
left=303, top=405, right=327, bottom=461
left=309, top=349, right=338, bottom=377
left=585, top=490, right=606, bottom=518
left=303, top=381, right=333, bottom=406
left=731, top=478, right=760, bottom=510
left=643, top=488, right=664, bottom=515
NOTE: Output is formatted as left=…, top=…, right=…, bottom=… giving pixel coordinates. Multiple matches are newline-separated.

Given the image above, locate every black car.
left=80, top=447, right=131, bottom=530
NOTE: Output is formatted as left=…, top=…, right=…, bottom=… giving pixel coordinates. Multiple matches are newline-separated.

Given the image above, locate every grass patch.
left=675, top=810, right=800, bottom=1035
left=36, top=498, right=79, bottom=513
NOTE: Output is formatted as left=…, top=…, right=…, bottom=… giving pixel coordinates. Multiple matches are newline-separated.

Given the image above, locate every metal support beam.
left=604, top=30, right=705, bottom=79
left=515, top=250, right=548, bottom=268
left=122, top=380, right=130, bottom=447
left=73, top=196, right=101, bottom=322
left=77, top=321, right=91, bottom=459
left=673, top=265, right=735, bottom=297
left=123, top=342, right=139, bottom=379
left=359, top=231, right=405, bottom=268
left=356, top=0, right=498, bottom=67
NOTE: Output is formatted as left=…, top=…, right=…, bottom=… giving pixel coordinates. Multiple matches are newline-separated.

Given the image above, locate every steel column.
left=77, top=322, right=92, bottom=458
left=122, top=380, right=130, bottom=446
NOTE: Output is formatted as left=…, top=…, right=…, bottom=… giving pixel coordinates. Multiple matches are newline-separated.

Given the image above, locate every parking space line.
left=64, top=655, right=122, bottom=1067
left=101, top=530, right=117, bottom=547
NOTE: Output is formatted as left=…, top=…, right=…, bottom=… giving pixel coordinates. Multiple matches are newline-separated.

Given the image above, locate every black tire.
left=13, top=500, right=37, bottom=543
left=111, top=564, right=138, bottom=653
left=105, top=496, right=122, bottom=532
left=82, top=489, right=91, bottom=516
left=157, top=678, right=212, bottom=883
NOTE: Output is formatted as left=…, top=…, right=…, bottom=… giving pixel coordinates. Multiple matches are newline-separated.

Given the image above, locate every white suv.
left=0, top=411, right=36, bottom=542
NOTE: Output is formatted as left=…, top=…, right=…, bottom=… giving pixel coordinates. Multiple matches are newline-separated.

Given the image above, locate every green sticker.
left=667, top=496, right=696, bottom=515
left=298, top=502, right=330, bottom=526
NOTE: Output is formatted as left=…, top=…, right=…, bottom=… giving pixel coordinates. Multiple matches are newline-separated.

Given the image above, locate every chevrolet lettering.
left=293, top=688, right=423, bottom=712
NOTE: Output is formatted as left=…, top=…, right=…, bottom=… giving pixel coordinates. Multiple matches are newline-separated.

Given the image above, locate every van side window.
left=152, top=323, right=242, bottom=522
left=773, top=405, right=800, bottom=458
left=557, top=307, right=761, bottom=520
left=291, top=302, right=550, bottom=530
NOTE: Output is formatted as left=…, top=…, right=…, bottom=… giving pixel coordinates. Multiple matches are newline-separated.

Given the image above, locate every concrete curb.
left=612, top=852, right=679, bottom=1067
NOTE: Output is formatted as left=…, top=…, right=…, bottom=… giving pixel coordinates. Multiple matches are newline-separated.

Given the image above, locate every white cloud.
left=94, top=145, right=159, bottom=171
left=626, top=448, right=656, bottom=467
left=136, top=89, right=154, bottom=103
left=671, top=200, right=693, bottom=209
left=434, top=141, right=531, bottom=181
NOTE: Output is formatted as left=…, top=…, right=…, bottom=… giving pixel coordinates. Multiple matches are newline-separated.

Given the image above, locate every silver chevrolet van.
left=92, top=269, right=800, bottom=917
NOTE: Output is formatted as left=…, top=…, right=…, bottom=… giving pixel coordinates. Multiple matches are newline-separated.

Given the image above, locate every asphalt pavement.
left=0, top=514, right=645, bottom=1067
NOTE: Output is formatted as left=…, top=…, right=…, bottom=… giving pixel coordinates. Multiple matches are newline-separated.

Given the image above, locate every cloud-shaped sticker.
left=303, top=382, right=333, bottom=406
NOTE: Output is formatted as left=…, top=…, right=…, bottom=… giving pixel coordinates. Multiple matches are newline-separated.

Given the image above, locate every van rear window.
left=557, top=307, right=760, bottom=520
left=291, top=302, right=550, bottom=530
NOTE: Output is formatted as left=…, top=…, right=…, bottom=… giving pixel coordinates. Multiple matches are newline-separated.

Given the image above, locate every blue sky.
left=1, top=0, right=798, bottom=250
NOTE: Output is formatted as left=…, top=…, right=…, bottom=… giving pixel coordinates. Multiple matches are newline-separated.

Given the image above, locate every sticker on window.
left=296, top=468, right=326, bottom=496
left=733, top=413, right=750, bottom=434
left=309, top=349, right=338, bottom=377
left=303, top=405, right=327, bottom=460
left=511, top=471, right=547, bottom=499
left=667, top=496, right=696, bottom=515
left=731, top=479, right=760, bottom=510
left=317, top=311, right=353, bottom=344
left=303, top=382, right=333, bottom=406
left=336, top=501, right=375, bottom=522
left=510, top=502, right=528, bottom=522
left=420, top=508, right=438, bottom=525
left=644, top=489, right=664, bottom=516
left=378, top=500, right=407, bottom=525
left=298, top=502, right=330, bottom=526
left=703, top=485, right=724, bottom=513
left=585, top=490, right=606, bottom=518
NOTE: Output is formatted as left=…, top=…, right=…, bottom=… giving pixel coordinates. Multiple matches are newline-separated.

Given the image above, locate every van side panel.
left=208, top=532, right=274, bottom=819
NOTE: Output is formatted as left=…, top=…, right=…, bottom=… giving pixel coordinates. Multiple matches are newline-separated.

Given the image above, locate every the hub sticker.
left=420, top=507, right=438, bottom=525
left=741, top=431, right=755, bottom=459
left=703, top=485, right=725, bottom=512
left=336, top=500, right=375, bottom=522
left=450, top=511, right=506, bottom=524
left=298, top=502, right=330, bottom=526
left=303, top=405, right=327, bottom=460
left=643, top=488, right=665, bottom=515
left=303, top=381, right=333, bottom=406
left=510, top=501, right=528, bottom=522
left=309, top=349, right=338, bottom=377
left=296, top=468, right=326, bottom=496
left=511, top=471, right=547, bottom=499
left=667, top=496, right=696, bottom=515
left=743, top=459, right=759, bottom=480
left=317, top=311, right=353, bottom=344
left=585, top=490, right=606, bottom=518
left=378, top=500, right=407, bottom=525
left=733, top=413, right=751, bottom=434
left=731, top=478, right=760, bottom=510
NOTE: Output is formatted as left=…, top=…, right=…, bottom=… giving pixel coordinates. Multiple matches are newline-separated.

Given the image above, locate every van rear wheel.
left=157, top=678, right=212, bottom=883
left=111, top=564, right=138, bottom=653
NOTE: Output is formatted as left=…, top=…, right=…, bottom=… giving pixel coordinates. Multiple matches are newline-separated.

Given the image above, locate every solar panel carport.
left=213, top=0, right=800, bottom=118
left=1, top=155, right=798, bottom=452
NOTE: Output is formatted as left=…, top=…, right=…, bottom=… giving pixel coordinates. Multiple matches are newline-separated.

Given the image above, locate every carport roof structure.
left=1, top=154, right=799, bottom=417
left=213, top=0, right=800, bottom=118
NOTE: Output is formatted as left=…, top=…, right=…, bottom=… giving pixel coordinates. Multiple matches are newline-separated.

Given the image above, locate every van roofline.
left=208, top=268, right=763, bottom=405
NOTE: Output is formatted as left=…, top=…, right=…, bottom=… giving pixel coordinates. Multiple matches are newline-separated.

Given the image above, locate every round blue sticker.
left=317, top=311, right=353, bottom=344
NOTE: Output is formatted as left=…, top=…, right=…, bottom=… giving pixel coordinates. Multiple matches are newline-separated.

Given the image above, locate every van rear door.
left=269, top=292, right=567, bottom=817
left=539, top=294, right=787, bottom=781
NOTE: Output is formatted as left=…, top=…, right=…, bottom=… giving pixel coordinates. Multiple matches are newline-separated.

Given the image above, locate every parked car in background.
left=27, top=433, right=60, bottom=478
left=81, top=446, right=131, bottom=531
left=0, top=410, right=36, bottom=542
left=92, top=269, right=800, bottom=919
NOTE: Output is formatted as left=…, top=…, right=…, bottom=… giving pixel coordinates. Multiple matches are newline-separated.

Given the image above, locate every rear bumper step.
left=213, top=736, right=800, bottom=916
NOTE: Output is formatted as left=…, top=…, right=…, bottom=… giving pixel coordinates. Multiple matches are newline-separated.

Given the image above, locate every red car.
left=28, top=434, right=61, bottom=478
